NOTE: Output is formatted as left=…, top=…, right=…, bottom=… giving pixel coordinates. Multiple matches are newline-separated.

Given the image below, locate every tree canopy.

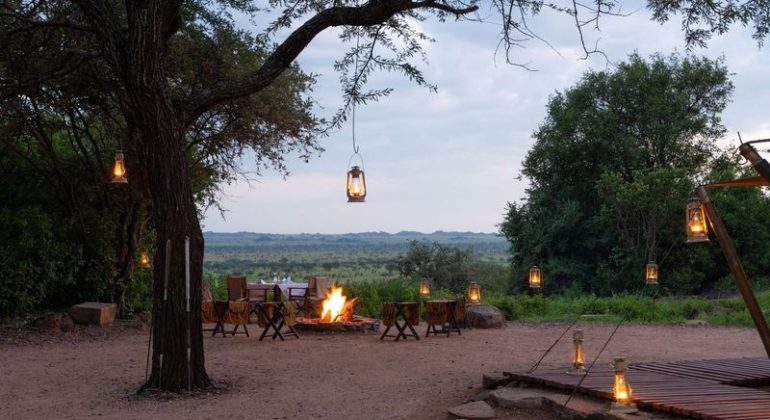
left=501, top=53, right=770, bottom=295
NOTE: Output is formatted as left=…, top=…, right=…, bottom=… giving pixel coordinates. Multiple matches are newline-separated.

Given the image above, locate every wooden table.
left=425, top=299, right=461, bottom=337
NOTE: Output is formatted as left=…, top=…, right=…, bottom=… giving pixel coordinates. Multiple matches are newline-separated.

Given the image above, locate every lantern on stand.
left=419, top=278, right=431, bottom=299
left=610, top=357, right=637, bottom=413
left=346, top=165, right=366, bottom=202
left=140, top=250, right=151, bottom=269
left=685, top=198, right=709, bottom=243
left=467, top=281, right=481, bottom=304
left=645, top=261, right=658, bottom=285
left=529, top=266, right=542, bottom=289
left=566, top=330, right=587, bottom=375
left=111, top=150, right=128, bottom=183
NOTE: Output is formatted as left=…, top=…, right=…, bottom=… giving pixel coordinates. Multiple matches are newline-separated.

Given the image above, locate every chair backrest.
left=306, top=276, right=332, bottom=298
left=226, top=275, right=247, bottom=301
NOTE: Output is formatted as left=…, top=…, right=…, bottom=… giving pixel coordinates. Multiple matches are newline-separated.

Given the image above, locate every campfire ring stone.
left=294, top=316, right=380, bottom=333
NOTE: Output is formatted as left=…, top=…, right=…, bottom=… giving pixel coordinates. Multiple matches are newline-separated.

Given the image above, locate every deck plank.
left=504, top=357, right=770, bottom=420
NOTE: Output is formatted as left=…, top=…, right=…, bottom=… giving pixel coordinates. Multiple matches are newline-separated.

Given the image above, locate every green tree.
left=501, top=53, right=734, bottom=294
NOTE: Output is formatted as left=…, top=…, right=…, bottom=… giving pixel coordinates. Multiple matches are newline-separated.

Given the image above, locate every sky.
left=201, top=1, right=770, bottom=234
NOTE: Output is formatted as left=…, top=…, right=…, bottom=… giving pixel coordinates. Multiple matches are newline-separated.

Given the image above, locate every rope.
left=563, top=318, right=625, bottom=407
left=526, top=295, right=597, bottom=374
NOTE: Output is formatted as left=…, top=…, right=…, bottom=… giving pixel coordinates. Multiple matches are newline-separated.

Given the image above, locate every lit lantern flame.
left=612, top=358, right=632, bottom=403
left=567, top=329, right=587, bottom=375
left=467, top=281, right=481, bottom=304
left=320, top=286, right=347, bottom=323
left=645, top=261, right=658, bottom=285
left=346, top=166, right=366, bottom=202
left=140, top=250, right=151, bottom=269
left=111, top=150, right=128, bottom=183
left=574, top=330, right=585, bottom=367
left=419, top=278, right=431, bottom=298
left=686, top=198, right=709, bottom=243
left=529, top=266, right=542, bottom=288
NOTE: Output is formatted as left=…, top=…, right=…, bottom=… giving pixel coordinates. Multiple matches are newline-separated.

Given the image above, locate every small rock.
left=448, top=400, right=496, bottom=419
left=466, top=304, right=505, bottom=328
left=684, top=319, right=708, bottom=326
left=467, top=389, right=493, bottom=402
left=33, top=312, right=75, bottom=333
left=482, top=373, right=512, bottom=389
left=490, top=387, right=545, bottom=409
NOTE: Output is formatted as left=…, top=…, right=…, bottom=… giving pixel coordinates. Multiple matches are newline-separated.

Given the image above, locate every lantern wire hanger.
left=345, top=30, right=367, bottom=203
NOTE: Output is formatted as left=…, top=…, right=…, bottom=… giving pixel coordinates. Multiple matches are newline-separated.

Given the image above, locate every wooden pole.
left=696, top=186, right=770, bottom=358
left=738, top=143, right=770, bottom=183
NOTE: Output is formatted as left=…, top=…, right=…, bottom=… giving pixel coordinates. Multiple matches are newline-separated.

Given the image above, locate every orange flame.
left=320, top=286, right=347, bottom=322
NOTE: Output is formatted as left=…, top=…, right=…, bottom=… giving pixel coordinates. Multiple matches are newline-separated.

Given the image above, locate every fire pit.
left=295, top=286, right=379, bottom=333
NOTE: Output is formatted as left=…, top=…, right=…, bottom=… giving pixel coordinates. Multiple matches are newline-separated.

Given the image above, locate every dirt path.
left=0, top=322, right=766, bottom=419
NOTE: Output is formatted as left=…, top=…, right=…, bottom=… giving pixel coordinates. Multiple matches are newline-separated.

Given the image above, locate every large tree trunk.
left=124, top=1, right=210, bottom=392
left=137, top=109, right=210, bottom=391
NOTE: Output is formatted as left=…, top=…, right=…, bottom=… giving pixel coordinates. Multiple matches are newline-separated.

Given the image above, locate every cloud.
left=204, top=5, right=770, bottom=233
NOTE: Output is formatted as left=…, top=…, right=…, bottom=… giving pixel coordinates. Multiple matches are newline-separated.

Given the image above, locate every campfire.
left=319, top=285, right=358, bottom=323
left=295, top=284, right=376, bottom=333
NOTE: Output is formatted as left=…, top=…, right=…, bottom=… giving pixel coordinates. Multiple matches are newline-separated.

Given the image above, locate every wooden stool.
left=425, top=299, right=461, bottom=337
left=380, top=302, right=420, bottom=341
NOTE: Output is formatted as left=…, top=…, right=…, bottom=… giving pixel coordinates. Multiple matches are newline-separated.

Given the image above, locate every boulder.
left=33, top=312, right=75, bottom=333
left=70, top=302, right=117, bottom=326
left=448, top=401, right=496, bottom=419
left=482, top=373, right=513, bottom=389
left=489, top=387, right=545, bottom=409
left=466, top=304, right=505, bottom=328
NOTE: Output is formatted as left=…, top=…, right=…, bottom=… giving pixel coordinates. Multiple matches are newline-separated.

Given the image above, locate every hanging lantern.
left=529, top=266, right=542, bottom=288
left=419, top=278, right=431, bottom=298
left=566, top=330, right=587, bottom=375
left=645, top=261, right=658, bottom=285
left=610, top=357, right=637, bottom=413
left=685, top=198, right=709, bottom=243
left=467, top=281, right=481, bottom=304
left=111, top=150, right=128, bottom=183
left=140, top=250, right=151, bottom=269
left=346, top=165, right=366, bottom=202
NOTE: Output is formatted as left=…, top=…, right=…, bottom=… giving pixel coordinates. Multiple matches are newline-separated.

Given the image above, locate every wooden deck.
left=504, top=358, right=770, bottom=419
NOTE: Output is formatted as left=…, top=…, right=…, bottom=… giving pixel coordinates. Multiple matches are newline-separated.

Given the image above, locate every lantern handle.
left=348, top=151, right=365, bottom=170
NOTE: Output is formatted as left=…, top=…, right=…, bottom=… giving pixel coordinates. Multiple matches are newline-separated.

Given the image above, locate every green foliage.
left=391, top=240, right=509, bottom=294
left=500, top=53, right=769, bottom=297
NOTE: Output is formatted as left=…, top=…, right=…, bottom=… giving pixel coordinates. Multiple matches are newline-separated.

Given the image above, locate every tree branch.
left=184, top=0, right=478, bottom=122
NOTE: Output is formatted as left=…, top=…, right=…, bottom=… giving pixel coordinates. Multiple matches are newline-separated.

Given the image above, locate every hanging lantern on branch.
left=685, top=198, right=709, bottom=243
left=645, top=261, right=658, bottom=285
left=346, top=164, right=366, bottom=202
left=111, top=150, right=128, bottom=183
left=528, top=266, right=542, bottom=289
left=419, top=278, right=431, bottom=299
left=467, top=281, right=481, bottom=304
left=566, top=329, right=587, bottom=375
left=345, top=31, right=368, bottom=203
left=140, top=250, right=151, bottom=269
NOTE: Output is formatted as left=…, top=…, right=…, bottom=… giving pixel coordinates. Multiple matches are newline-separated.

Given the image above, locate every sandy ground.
left=0, top=321, right=767, bottom=420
